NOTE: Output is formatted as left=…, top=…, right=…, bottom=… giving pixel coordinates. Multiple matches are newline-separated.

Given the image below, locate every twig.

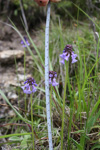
left=45, top=2, right=53, bottom=150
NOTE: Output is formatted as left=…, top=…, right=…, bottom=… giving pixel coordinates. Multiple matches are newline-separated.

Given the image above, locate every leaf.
left=91, top=144, right=100, bottom=150
left=24, top=134, right=31, bottom=140
left=0, top=132, right=32, bottom=139
left=23, top=4, right=28, bottom=10
left=9, top=136, right=23, bottom=141
left=87, top=109, right=100, bottom=133
left=89, top=99, right=100, bottom=118
left=71, top=130, right=84, bottom=134
left=71, top=138, right=83, bottom=150
left=14, top=10, right=18, bottom=16
left=21, top=139, right=27, bottom=148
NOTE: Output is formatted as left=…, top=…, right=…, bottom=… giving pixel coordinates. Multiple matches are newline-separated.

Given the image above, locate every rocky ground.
left=0, top=22, right=40, bottom=149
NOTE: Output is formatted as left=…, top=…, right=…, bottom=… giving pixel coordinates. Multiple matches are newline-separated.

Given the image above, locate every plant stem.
left=61, top=62, right=68, bottom=150
left=19, top=0, right=28, bottom=31
left=50, top=86, right=53, bottom=129
left=24, top=48, right=27, bottom=112
left=30, top=94, right=34, bottom=150
left=24, top=48, right=26, bottom=79
left=45, top=2, right=53, bottom=150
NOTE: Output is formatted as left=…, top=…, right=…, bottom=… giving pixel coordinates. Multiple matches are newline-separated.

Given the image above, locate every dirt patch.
left=0, top=21, right=40, bottom=135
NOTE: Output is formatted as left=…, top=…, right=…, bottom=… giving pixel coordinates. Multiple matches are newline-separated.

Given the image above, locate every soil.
left=0, top=19, right=42, bottom=149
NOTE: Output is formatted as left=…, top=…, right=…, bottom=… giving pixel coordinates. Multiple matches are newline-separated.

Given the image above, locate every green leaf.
left=9, top=136, right=23, bottom=141
left=91, top=144, right=100, bottom=150
left=0, top=132, right=32, bottom=139
left=23, top=4, right=28, bottom=10
left=21, top=139, right=27, bottom=148
left=24, top=134, right=31, bottom=140
left=14, top=10, right=18, bottom=16
left=87, top=109, right=100, bottom=133
left=71, top=138, right=83, bottom=150
left=89, top=99, right=100, bottom=118
left=71, top=130, right=84, bottom=134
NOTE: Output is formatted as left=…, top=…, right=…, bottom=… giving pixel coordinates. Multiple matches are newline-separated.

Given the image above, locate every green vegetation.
left=0, top=1, right=100, bottom=150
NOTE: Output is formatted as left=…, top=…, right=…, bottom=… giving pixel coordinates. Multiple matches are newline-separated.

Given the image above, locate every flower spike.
left=49, top=71, right=59, bottom=86
left=21, top=37, right=30, bottom=47
left=21, top=77, right=37, bottom=94
left=60, top=44, right=77, bottom=64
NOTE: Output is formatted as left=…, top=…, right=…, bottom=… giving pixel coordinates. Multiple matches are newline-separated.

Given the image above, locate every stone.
left=0, top=50, right=24, bottom=63
left=8, top=92, right=18, bottom=100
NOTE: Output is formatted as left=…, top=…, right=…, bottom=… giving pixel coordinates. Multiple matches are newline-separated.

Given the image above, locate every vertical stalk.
left=45, top=2, right=53, bottom=150
left=19, top=0, right=28, bottom=31
left=50, top=86, right=53, bottom=129
left=61, top=62, right=68, bottom=150
left=30, top=94, right=34, bottom=150
left=24, top=48, right=27, bottom=112
left=24, top=48, right=26, bottom=79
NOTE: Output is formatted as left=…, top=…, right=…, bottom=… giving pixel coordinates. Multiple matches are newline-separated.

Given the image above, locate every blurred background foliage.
left=0, top=0, right=100, bottom=29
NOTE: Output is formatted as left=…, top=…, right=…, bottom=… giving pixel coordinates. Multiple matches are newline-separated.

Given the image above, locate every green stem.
left=14, top=56, right=20, bottom=109
left=67, top=99, right=74, bottom=150
left=52, top=87, right=62, bottom=116
left=67, top=69, right=73, bottom=150
left=53, top=86, right=62, bottom=108
left=61, top=62, right=68, bottom=150
left=50, top=86, right=53, bottom=129
left=24, top=48, right=27, bottom=112
left=24, top=48, right=26, bottom=79
left=30, top=94, right=34, bottom=150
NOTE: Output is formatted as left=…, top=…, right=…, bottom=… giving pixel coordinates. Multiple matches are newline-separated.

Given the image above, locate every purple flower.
left=49, top=71, right=59, bottom=86
left=60, top=44, right=77, bottom=64
left=21, top=37, right=30, bottom=47
left=21, top=77, right=37, bottom=94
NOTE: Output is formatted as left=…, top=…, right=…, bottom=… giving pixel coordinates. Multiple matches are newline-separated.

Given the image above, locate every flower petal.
left=24, top=90, right=32, bottom=94
left=32, top=85, right=37, bottom=93
left=49, top=74, right=53, bottom=78
left=49, top=78, right=52, bottom=84
left=72, top=58, right=77, bottom=63
left=71, top=52, right=77, bottom=59
left=60, top=59, right=65, bottom=64
left=64, top=54, right=70, bottom=61
left=21, top=84, right=32, bottom=94
left=52, top=78, right=59, bottom=86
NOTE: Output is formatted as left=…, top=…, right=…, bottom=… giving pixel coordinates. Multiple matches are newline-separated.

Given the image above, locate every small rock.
left=17, top=74, right=27, bottom=82
left=8, top=92, right=18, bottom=100
left=0, top=50, right=24, bottom=63
left=8, top=110, right=15, bottom=117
